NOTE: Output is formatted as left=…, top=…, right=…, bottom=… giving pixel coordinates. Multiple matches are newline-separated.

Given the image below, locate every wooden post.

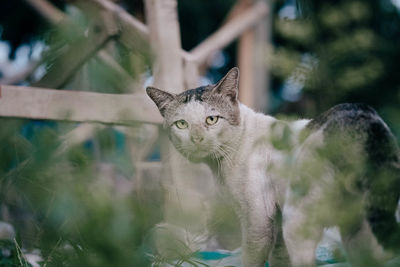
left=144, top=0, right=213, bottom=253
left=144, top=0, right=186, bottom=215
left=145, top=0, right=184, bottom=92
left=183, top=59, right=200, bottom=89
left=238, top=0, right=270, bottom=112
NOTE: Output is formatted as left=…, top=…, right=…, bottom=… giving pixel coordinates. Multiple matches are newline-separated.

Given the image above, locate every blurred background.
left=0, top=0, right=399, bottom=266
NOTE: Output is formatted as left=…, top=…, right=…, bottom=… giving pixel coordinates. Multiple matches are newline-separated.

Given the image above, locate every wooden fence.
left=1, top=0, right=269, bottom=123
left=0, top=0, right=270, bottom=251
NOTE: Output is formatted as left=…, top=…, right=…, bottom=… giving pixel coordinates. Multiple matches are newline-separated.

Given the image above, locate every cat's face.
left=146, top=67, right=241, bottom=161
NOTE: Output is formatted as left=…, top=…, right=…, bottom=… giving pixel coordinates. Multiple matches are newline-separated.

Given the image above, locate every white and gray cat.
left=147, top=67, right=400, bottom=267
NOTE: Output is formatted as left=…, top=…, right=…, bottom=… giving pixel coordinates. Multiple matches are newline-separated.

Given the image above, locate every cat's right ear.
left=146, top=87, right=175, bottom=117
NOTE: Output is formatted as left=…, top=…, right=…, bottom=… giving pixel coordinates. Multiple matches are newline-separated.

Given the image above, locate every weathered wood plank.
left=0, top=85, right=162, bottom=124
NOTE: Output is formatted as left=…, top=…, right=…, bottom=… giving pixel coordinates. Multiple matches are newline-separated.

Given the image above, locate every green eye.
left=206, top=116, right=219, bottom=125
left=175, top=120, right=188, bottom=129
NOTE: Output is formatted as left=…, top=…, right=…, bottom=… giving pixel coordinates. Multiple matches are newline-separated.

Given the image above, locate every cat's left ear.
left=212, top=67, right=239, bottom=102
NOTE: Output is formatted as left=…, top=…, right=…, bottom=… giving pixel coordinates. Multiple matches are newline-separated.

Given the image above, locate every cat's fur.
left=146, top=67, right=400, bottom=267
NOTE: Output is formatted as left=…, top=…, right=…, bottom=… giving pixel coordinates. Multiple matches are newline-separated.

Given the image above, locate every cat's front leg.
left=240, top=210, right=277, bottom=267
left=241, top=216, right=291, bottom=267
left=241, top=223, right=271, bottom=267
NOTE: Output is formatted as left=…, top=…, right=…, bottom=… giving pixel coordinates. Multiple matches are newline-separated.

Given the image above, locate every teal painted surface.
left=195, top=251, right=269, bottom=266
left=195, top=251, right=232, bottom=260
left=193, top=246, right=352, bottom=266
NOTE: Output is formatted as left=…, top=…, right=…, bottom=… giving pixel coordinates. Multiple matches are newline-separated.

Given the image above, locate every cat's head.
left=146, top=67, right=241, bottom=161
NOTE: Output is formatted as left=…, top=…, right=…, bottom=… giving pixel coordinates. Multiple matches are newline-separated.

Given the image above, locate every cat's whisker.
left=216, top=145, right=234, bottom=169
left=219, top=144, right=234, bottom=161
left=211, top=151, right=223, bottom=178
left=221, top=143, right=238, bottom=154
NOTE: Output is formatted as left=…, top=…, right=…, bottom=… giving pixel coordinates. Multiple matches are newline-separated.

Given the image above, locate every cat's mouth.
left=178, top=146, right=213, bottom=161
left=191, top=148, right=210, bottom=158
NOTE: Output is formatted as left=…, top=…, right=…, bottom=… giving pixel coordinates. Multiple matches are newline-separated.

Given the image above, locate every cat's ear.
left=146, top=86, right=176, bottom=117
left=212, top=67, right=239, bottom=102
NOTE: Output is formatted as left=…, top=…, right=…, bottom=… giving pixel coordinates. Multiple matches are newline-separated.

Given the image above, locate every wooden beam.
left=224, top=0, right=253, bottom=23
left=190, top=1, right=269, bottom=64
left=0, top=85, right=162, bottom=124
left=69, top=0, right=194, bottom=63
left=70, top=0, right=150, bottom=53
left=69, top=0, right=148, bottom=36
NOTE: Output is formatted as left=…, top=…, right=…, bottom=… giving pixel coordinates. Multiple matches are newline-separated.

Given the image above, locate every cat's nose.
left=191, top=135, right=204, bottom=144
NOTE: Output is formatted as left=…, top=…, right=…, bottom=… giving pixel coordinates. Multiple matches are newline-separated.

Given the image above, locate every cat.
left=146, top=67, right=400, bottom=267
